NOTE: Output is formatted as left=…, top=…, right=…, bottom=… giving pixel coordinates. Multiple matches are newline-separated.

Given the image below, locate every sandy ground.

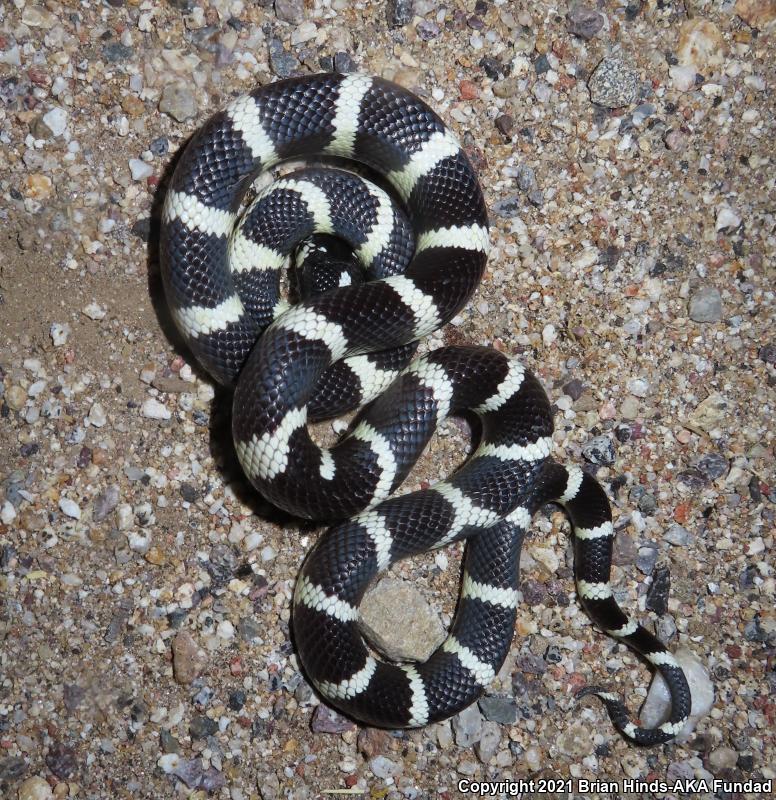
left=0, top=1, right=774, bottom=798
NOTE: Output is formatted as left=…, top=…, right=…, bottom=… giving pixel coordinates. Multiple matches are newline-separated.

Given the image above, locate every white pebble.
left=116, top=503, right=133, bottom=530
left=43, top=106, right=68, bottom=136
left=261, top=546, right=277, bottom=562
left=127, top=531, right=150, bottom=552
left=244, top=531, right=263, bottom=551
left=129, top=158, right=154, bottom=181
left=50, top=322, right=70, bottom=346
left=87, top=402, right=107, bottom=427
left=28, top=380, right=47, bottom=398
left=626, top=378, right=650, bottom=398
left=669, top=64, right=696, bottom=92
left=1, top=501, right=16, bottom=525
left=715, top=205, right=741, bottom=232
left=142, top=398, right=172, bottom=420
left=157, top=753, right=180, bottom=773
left=59, top=497, right=81, bottom=519
left=83, top=302, right=107, bottom=320
left=542, top=323, right=557, bottom=347
left=217, top=620, right=235, bottom=640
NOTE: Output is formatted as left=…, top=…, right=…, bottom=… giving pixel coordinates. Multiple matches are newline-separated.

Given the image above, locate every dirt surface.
left=1, top=1, right=774, bottom=799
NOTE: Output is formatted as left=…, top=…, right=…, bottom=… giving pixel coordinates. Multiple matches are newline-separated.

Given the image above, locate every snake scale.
left=160, top=72, right=691, bottom=744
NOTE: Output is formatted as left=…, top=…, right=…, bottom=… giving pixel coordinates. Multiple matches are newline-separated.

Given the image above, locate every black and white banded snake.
left=159, top=72, right=691, bottom=744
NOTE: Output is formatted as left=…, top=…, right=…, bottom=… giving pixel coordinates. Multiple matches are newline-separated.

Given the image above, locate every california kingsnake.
left=160, top=72, right=691, bottom=744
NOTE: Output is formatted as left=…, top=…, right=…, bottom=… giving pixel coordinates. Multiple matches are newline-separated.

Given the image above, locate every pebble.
left=715, top=205, right=742, bottom=232
left=268, top=38, right=299, bottom=78
left=708, top=746, right=738, bottom=771
left=311, top=705, right=355, bottom=734
left=369, top=755, right=402, bottom=779
left=129, top=158, right=153, bottom=181
left=189, top=715, right=218, bottom=739
left=275, top=0, right=304, bottom=24
left=491, top=195, right=521, bottom=218
left=359, top=578, right=445, bottom=661
left=582, top=435, right=616, bottom=465
left=50, top=322, right=70, bottom=346
left=453, top=704, right=483, bottom=747
left=478, top=695, right=517, bottom=724
left=677, top=18, right=725, bottom=70
left=475, top=722, right=501, bottom=763
left=664, top=524, right=693, bottom=547
left=696, top=453, right=728, bottom=481
left=389, top=0, right=414, bottom=27
left=734, top=0, right=776, bottom=31
left=636, top=544, right=659, bottom=575
left=42, top=107, right=67, bottom=137
left=82, top=302, right=106, bottom=320
left=87, top=402, right=107, bottom=427
left=641, top=648, right=713, bottom=741
left=669, top=65, right=697, bottom=92
left=159, top=83, right=197, bottom=122
left=141, top=398, right=171, bottom=420
left=58, top=497, right=81, bottom=520
left=1, top=502, right=16, bottom=525
left=566, top=3, right=604, bottom=40
left=588, top=58, right=639, bottom=108
left=172, top=630, right=208, bottom=685
left=17, top=777, right=53, bottom=800
left=689, top=287, right=722, bottom=323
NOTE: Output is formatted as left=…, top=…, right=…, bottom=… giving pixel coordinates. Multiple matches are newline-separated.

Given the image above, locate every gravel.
left=1, top=0, right=773, bottom=795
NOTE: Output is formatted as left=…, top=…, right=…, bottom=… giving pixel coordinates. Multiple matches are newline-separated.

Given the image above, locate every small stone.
left=557, top=722, right=595, bottom=757
left=357, top=728, right=389, bottom=759
left=515, top=164, right=537, bottom=194
left=664, top=524, right=693, bottom=547
left=6, top=385, right=27, bottom=410
left=389, top=0, right=413, bottom=27
left=582, top=435, right=616, bottom=465
left=93, top=486, right=119, bottom=521
left=129, top=158, right=153, bottom=181
left=688, top=287, right=722, bottom=323
left=709, top=746, right=738, bottom=771
left=735, top=0, right=776, bottom=31
left=311, top=705, right=356, bottom=734
left=566, top=3, right=604, bottom=40
left=588, top=57, right=639, bottom=108
left=49, top=323, right=70, bottom=346
left=686, top=392, right=730, bottom=434
left=82, top=302, right=106, bottom=320
left=359, top=578, right=445, bottom=661
left=369, top=755, right=402, bottom=779
left=696, top=453, right=728, bottom=481
left=189, top=715, right=218, bottom=739
left=44, top=742, right=78, bottom=780
left=0, top=502, right=16, bottom=525
left=216, top=620, right=235, bottom=640
left=141, top=398, right=171, bottom=420
left=495, top=114, right=513, bottom=136
left=664, top=129, right=689, bottom=152
left=491, top=195, right=521, bottom=218
left=42, top=107, right=67, bottom=136
left=636, top=544, right=659, bottom=575
left=17, top=777, right=53, bottom=800
left=268, top=38, right=299, bottom=78
left=103, top=42, right=134, bottom=63
left=87, top=402, right=107, bottom=428
left=0, top=756, right=26, bottom=786
left=669, top=65, right=697, bottom=92
left=275, top=0, right=304, bottom=23
left=677, top=19, right=725, bottom=70
left=452, top=704, right=483, bottom=747
left=641, top=647, right=713, bottom=741
left=478, top=695, right=517, bottom=724
left=159, top=83, right=197, bottom=122
left=646, top=564, right=671, bottom=615
left=475, top=721, right=501, bottom=763
left=715, top=205, right=741, bottom=232
left=172, top=631, right=208, bottom=685
left=58, top=497, right=81, bottom=520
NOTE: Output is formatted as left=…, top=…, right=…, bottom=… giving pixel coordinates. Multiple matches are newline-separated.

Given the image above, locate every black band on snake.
left=159, top=72, right=691, bottom=744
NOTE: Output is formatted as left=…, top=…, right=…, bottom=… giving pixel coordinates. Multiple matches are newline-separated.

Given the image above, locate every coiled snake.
left=160, top=72, right=691, bottom=744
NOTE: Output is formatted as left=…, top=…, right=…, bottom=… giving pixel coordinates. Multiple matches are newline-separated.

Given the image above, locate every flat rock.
left=172, top=630, right=208, bottom=684
left=359, top=577, right=445, bottom=661
left=588, top=57, right=639, bottom=108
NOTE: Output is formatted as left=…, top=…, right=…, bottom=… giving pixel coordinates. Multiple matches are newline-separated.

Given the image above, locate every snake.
left=159, top=72, right=691, bottom=744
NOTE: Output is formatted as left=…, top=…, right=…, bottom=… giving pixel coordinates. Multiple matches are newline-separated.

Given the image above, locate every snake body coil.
left=160, top=73, right=691, bottom=743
